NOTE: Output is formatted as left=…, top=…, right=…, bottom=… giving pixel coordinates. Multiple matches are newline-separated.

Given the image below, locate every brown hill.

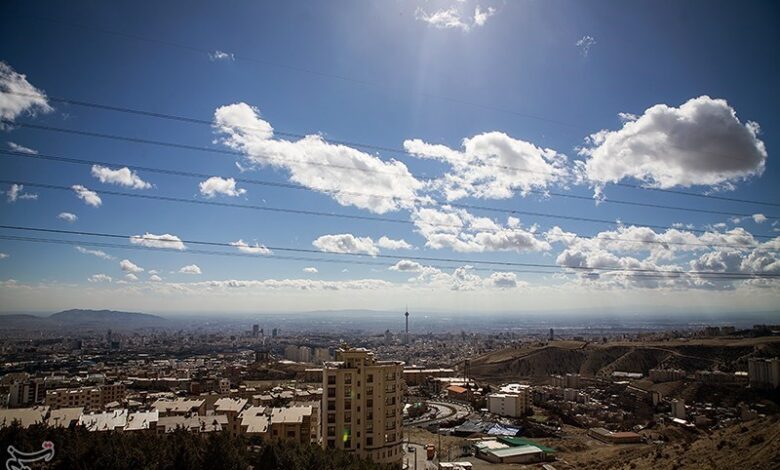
left=468, top=337, right=780, bottom=381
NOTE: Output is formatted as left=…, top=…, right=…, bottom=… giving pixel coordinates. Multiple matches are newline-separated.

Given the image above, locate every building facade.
left=322, top=347, right=404, bottom=465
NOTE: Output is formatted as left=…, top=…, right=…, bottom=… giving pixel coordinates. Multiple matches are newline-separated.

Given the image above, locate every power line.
left=4, top=92, right=779, bottom=209
left=3, top=146, right=776, bottom=221
left=0, top=225, right=777, bottom=278
left=2, top=178, right=775, bottom=248
left=0, top=234, right=766, bottom=282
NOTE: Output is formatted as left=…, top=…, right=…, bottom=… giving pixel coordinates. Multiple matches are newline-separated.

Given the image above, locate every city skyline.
left=1, top=1, right=779, bottom=315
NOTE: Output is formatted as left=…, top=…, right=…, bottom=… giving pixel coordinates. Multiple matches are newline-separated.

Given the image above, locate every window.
left=344, top=374, right=352, bottom=385
left=327, top=426, right=335, bottom=436
left=327, top=375, right=336, bottom=385
left=367, top=374, right=373, bottom=383
left=367, top=437, right=373, bottom=446
left=327, top=387, right=336, bottom=398
left=345, top=411, right=352, bottom=422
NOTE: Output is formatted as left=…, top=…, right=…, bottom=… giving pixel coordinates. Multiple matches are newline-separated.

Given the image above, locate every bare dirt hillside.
left=468, top=337, right=780, bottom=381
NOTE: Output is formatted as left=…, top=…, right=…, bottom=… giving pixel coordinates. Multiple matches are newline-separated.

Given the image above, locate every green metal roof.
left=498, top=436, right=556, bottom=453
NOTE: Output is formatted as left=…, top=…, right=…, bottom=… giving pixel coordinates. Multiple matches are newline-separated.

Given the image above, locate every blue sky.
left=0, top=0, right=778, bottom=314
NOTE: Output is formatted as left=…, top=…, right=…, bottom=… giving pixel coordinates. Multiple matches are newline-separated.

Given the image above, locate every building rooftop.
left=124, top=410, right=159, bottom=431
left=270, top=406, right=312, bottom=424
left=47, top=407, right=83, bottom=428
left=214, top=397, right=248, bottom=413
left=0, top=406, right=49, bottom=428
left=78, top=409, right=128, bottom=431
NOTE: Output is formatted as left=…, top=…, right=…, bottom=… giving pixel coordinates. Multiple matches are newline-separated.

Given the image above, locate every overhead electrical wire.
left=3, top=148, right=776, bottom=221
left=0, top=235, right=768, bottom=282
left=1, top=178, right=775, bottom=248
left=0, top=225, right=777, bottom=278
left=3, top=92, right=779, bottom=209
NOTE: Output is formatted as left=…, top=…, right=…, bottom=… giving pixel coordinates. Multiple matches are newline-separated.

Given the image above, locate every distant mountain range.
left=0, top=309, right=167, bottom=330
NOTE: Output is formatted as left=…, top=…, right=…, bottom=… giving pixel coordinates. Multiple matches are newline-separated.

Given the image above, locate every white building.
left=487, top=384, right=530, bottom=417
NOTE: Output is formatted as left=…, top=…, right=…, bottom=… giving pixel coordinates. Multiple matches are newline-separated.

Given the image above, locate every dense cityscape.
left=1, top=309, right=778, bottom=468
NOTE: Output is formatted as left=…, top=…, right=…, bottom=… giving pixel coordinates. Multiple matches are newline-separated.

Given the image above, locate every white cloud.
left=198, top=176, right=246, bottom=198
left=72, top=185, right=102, bottom=207
left=0, top=253, right=8, bottom=260
left=474, top=6, right=496, bottom=27
left=389, top=260, right=425, bottom=272
left=209, top=50, right=234, bottom=61
left=576, top=35, right=596, bottom=56
left=149, top=274, right=163, bottom=282
left=130, top=233, right=186, bottom=250
left=88, top=274, right=112, bottom=283
left=415, top=5, right=495, bottom=31
left=76, top=246, right=114, bottom=260
left=57, top=212, right=77, bottom=223
left=230, top=239, right=272, bottom=255
left=752, top=213, right=767, bottom=224
left=0, top=61, right=53, bottom=126
left=120, top=259, right=144, bottom=273
left=303, top=267, right=318, bottom=274
left=124, top=273, right=139, bottom=282
left=312, top=234, right=380, bottom=256
left=376, top=236, right=413, bottom=250
left=179, top=264, right=202, bottom=275
left=579, top=96, right=767, bottom=192
left=213, top=102, right=423, bottom=214
left=91, top=165, right=151, bottom=189
left=404, top=132, right=568, bottom=200
left=412, top=207, right=551, bottom=253
left=488, top=272, right=519, bottom=288
left=6, top=184, right=37, bottom=202
left=7, top=142, right=37, bottom=154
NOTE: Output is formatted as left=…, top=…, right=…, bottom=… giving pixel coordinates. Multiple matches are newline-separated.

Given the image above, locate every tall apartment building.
left=322, top=347, right=404, bottom=465
left=748, top=357, right=780, bottom=388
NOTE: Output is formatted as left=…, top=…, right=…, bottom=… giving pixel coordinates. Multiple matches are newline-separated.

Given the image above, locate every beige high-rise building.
left=322, top=347, right=404, bottom=465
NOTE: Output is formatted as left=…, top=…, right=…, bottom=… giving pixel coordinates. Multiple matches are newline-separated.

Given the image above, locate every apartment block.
left=322, top=347, right=404, bottom=465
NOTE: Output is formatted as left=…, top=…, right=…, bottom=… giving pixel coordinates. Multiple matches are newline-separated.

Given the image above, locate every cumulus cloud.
left=752, top=213, right=767, bottom=224
left=579, top=96, right=767, bottom=192
left=7, top=142, right=37, bottom=154
left=389, top=259, right=425, bottom=272
left=0, top=61, right=52, bottom=126
left=76, top=246, right=114, bottom=260
left=179, top=264, right=202, bottom=275
left=376, top=236, right=413, bottom=250
left=312, top=234, right=380, bottom=256
left=149, top=274, right=163, bottom=282
left=120, top=259, right=144, bottom=273
left=198, top=176, right=246, bottom=198
left=6, top=184, right=37, bottom=202
left=209, top=50, right=234, bottom=61
left=230, top=239, right=272, bottom=255
left=404, top=132, right=568, bottom=200
left=130, top=233, right=186, bottom=250
left=415, top=5, right=495, bottom=31
left=488, top=272, right=519, bottom=288
left=124, top=273, right=139, bottom=282
left=88, top=274, right=112, bottom=283
left=72, top=185, right=102, bottom=207
left=57, top=212, right=77, bottom=223
left=213, top=102, right=423, bottom=214
left=576, top=35, right=596, bottom=56
left=0, top=253, right=8, bottom=260
left=91, top=165, right=151, bottom=189
left=303, top=267, right=318, bottom=274
left=412, top=207, right=551, bottom=253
